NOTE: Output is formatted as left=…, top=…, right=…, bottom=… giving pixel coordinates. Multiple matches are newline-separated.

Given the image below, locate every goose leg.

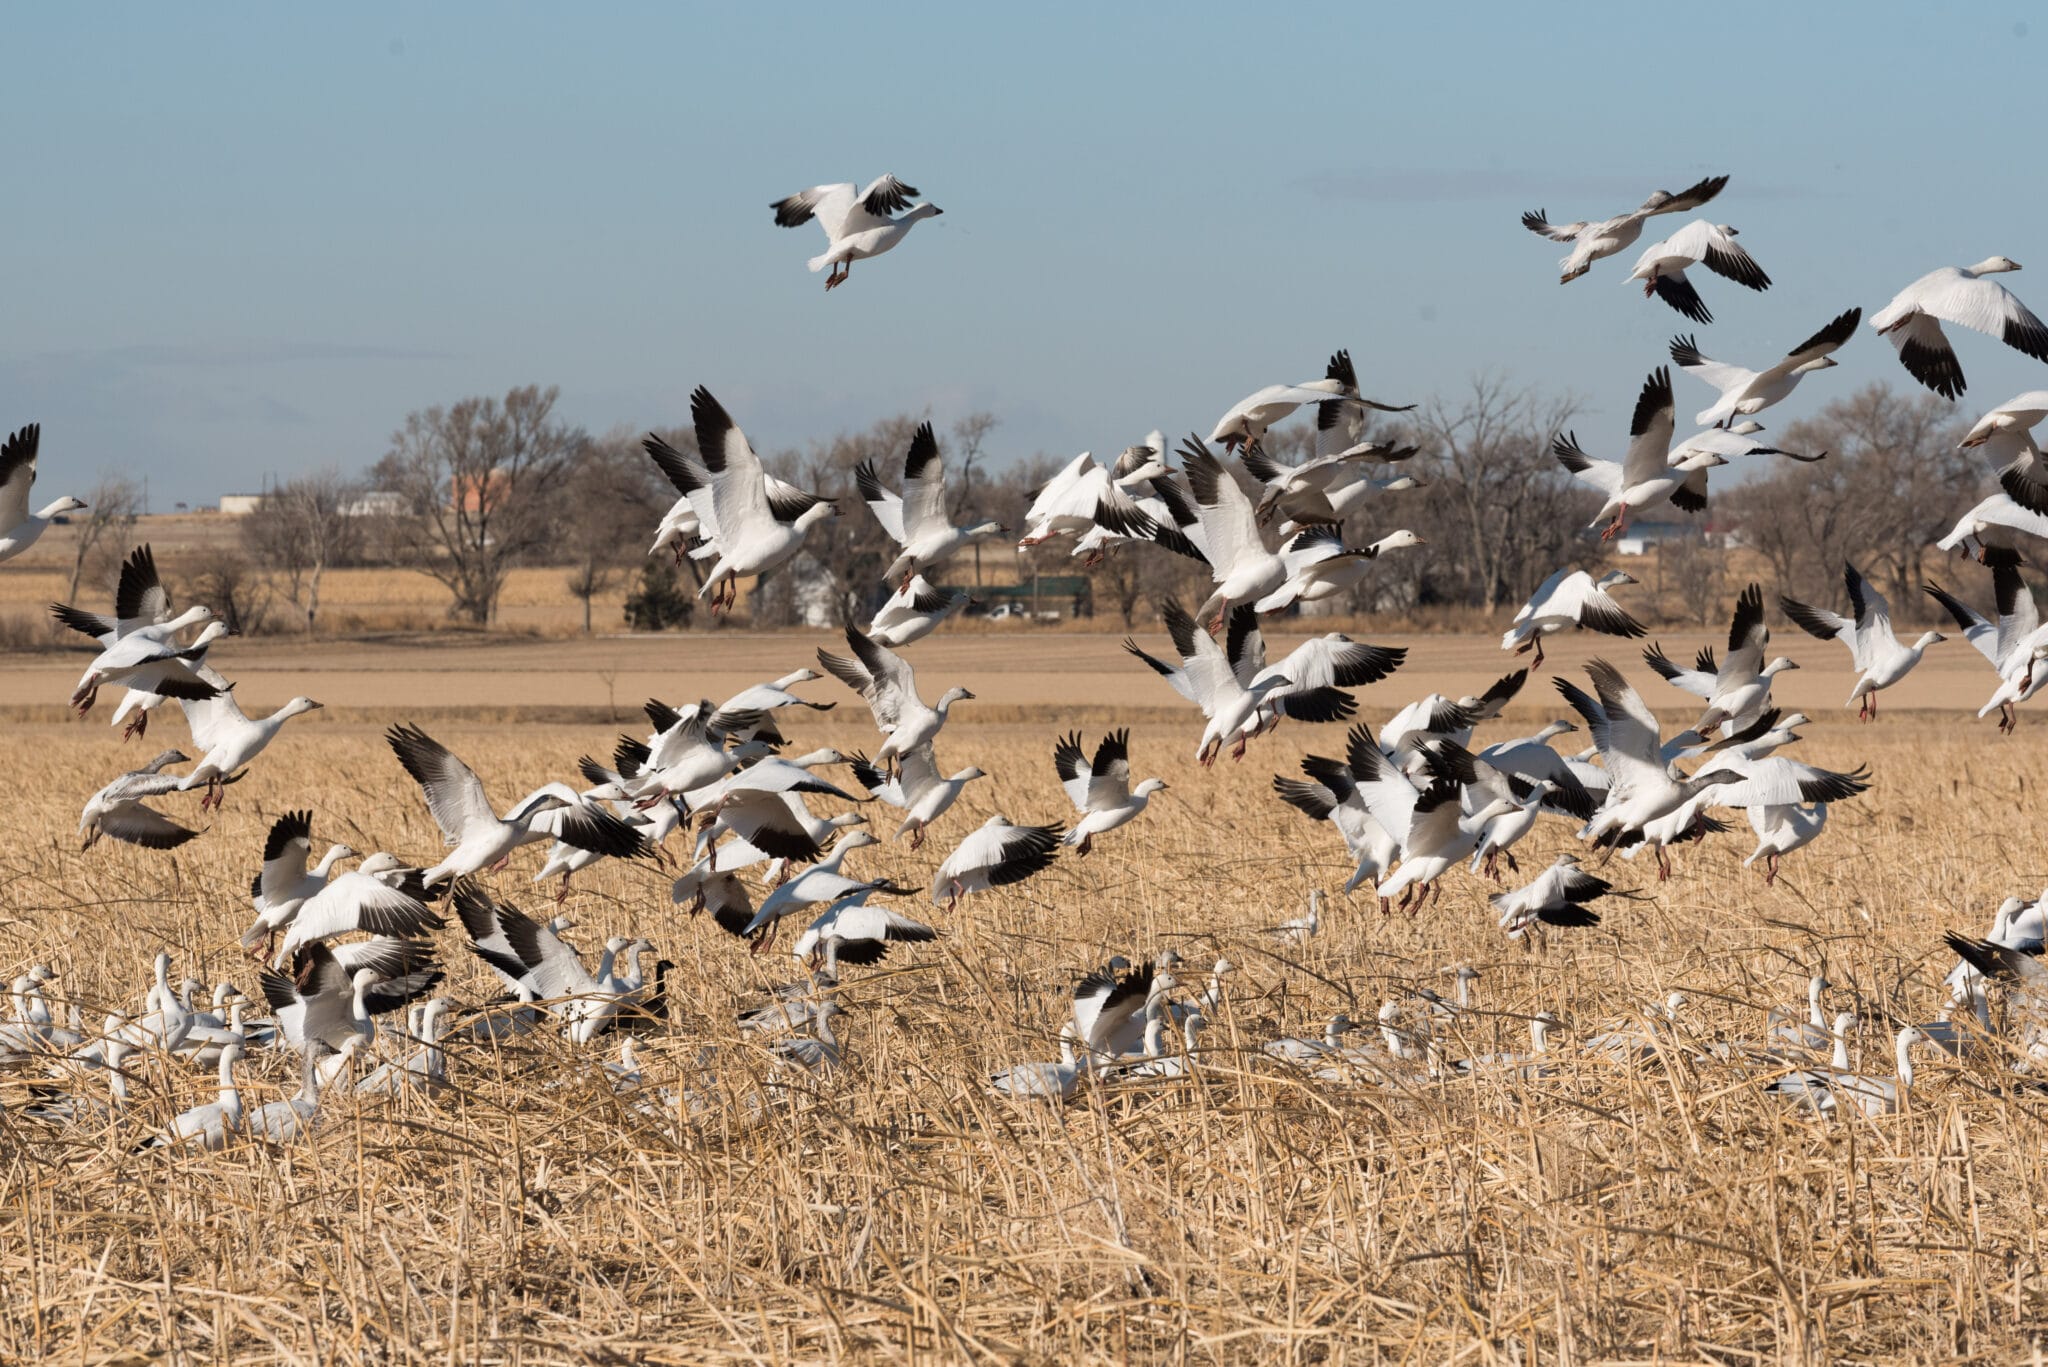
left=556, top=873, right=572, bottom=905
left=123, top=711, right=149, bottom=741
left=1656, top=846, right=1672, bottom=883
left=1764, top=854, right=1779, bottom=886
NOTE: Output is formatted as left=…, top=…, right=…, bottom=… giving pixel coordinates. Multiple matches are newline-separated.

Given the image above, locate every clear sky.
left=4, top=3, right=2044, bottom=507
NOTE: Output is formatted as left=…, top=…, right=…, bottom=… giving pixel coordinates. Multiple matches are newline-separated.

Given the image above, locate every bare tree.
left=950, top=412, right=999, bottom=587
left=182, top=547, right=273, bottom=635
left=559, top=433, right=649, bottom=634
left=240, top=472, right=361, bottom=632
left=61, top=476, right=143, bottom=608
left=370, top=385, right=584, bottom=625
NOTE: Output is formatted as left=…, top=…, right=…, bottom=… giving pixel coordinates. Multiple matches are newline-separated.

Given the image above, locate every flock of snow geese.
left=10, top=171, right=2048, bottom=1145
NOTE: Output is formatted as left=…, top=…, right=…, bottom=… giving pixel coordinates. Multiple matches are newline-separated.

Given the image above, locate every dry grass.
left=3, top=700, right=2047, bottom=1364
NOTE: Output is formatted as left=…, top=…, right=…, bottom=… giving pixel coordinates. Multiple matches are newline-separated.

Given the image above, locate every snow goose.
left=642, top=431, right=709, bottom=563
left=1210, top=349, right=1411, bottom=452
left=740, top=830, right=909, bottom=948
left=1072, top=960, right=1158, bottom=1065
left=718, top=668, right=836, bottom=727
left=1241, top=437, right=1420, bottom=529
left=1937, top=492, right=2048, bottom=566
left=1266, top=1013, right=1358, bottom=1066
left=695, top=786, right=865, bottom=867
left=1555, top=661, right=1748, bottom=860
left=1765, top=1011, right=1860, bottom=1108
left=1779, top=564, right=1943, bottom=721
left=1233, top=618, right=1405, bottom=738
left=765, top=1000, right=848, bottom=1075
left=1017, top=446, right=1171, bottom=552
left=1626, top=220, right=1770, bottom=323
left=1123, top=1009, right=1207, bottom=1080
left=1742, top=802, right=1830, bottom=884
left=0, top=424, right=87, bottom=563
left=688, top=388, right=838, bottom=610
left=1425, top=739, right=1592, bottom=878
left=1343, top=726, right=1523, bottom=909
left=1928, top=566, right=2048, bottom=730
left=238, top=811, right=357, bottom=957
left=1171, top=436, right=1288, bottom=628
left=1475, top=719, right=1582, bottom=785
left=261, top=939, right=442, bottom=1058
left=1124, top=600, right=1291, bottom=764
left=867, top=575, right=971, bottom=646
left=1554, top=368, right=1711, bottom=541
left=770, top=175, right=941, bottom=289
left=1943, top=931, right=2048, bottom=1069
left=671, top=850, right=783, bottom=936
left=48, top=545, right=218, bottom=738
left=1378, top=669, right=1528, bottom=770
left=387, top=723, right=646, bottom=886
left=176, top=681, right=322, bottom=809
left=1871, top=257, right=2048, bottom=399
left=1671, top=310, right=1861, bottom=427
left=78, top=749, right=209, bottom=850
left=1492, top=854, right=1616, bottom=942
left=70, top=620, right=230, bottom=717
left=1666, top=421, right=1821, bottom=470
left=817, top=624, right=974, bottom=776
left=789, top=890, right=937, bottom=975
left=619, top=697, right=767, bottom=805
left=1522, top=174, right=1730, bottom=283
left=856, top=421, right=1003, bottom=587
left=1270, top=891, right=1321, bottom=942
left=1272, top=752, right=1400, bottom=898
left=686, top=749, right=864, bottom=824
left=1502, top=569, right=1644, bottom=667
left=1690, top=585, right=1799, bottom=732
left=1764, top=974, right=1834, bottom=1055
left=448, top=882, right=634, bottom=1044
left=929, top=814, right=1062, bottom=909
left=355, top=997, right=452, bottom=1098
left=1772, top=1025, right=1923, bottom=1119
left=136, top=1038, right=245, bottom=1151
left=1959, top=391, right=2048, bottom=513
left=850, top=745, right=983, bottom=848
left=1054, top=729, right=1165, bottom=855
left=274, top=852, right=445, bottom=963
left=1255, top=526, right=1424, bottom=613
left=989, top=1022, right=1087, bottom=1102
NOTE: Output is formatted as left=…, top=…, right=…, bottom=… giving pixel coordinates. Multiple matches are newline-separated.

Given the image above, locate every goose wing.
left=0, top=424, right=39, bottom=531
left=387, top=724, right=499, bottom=845
left=1053, top=731, right=1093, bottom=810
left=1924, top=579, right=2001, bottom=667
left=1085, top=729, right=1134, bottom=811
left=691, top=386, right=782, bottom=540
left=897, top=422, right=951, bottom=545
left=854, top=459, right=908, bottom=544
left=1620, top=368, right=1677, bottom=492
left=1179, top=437, right=1269, bottom=570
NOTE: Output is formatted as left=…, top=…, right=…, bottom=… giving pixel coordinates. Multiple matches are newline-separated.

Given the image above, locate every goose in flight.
left=78, top=749, right=210, bottom=851
left=1627, top=220, right=1771, bottom=323
left=770, top=175, right=942, bottom=290
left=48, top=544, right=217, bottom=738
left=387, top=723, right=647, bottom=886
left=1210, top=350, right=1412, bottom=452
left=1938, top=492, right=2048, bottom=566
left=1054, top=729, right=1166, bottom=856
left=1072, top=960, right=1159, bottom=1065
left=1240, top=438, right=1421, bottom=530
left=1169, top=436, right=1289, bottom=628
left=867, top=575, right=971, bottom=646
left=1665, top=421, right=1819, bottom=470
left=617, top=697, right=766, bottom=805
left=929, top=815, right=1062, bottom=909
left=1554, top=368, right=1712, bottom=540
left=1272, top=752, right=1400, bottom=898
left=1926, top=565, right=2048, bottom=731
left=789, top=892, right=937, bottom=976
left=741, top=830, right=909, bottom=948
left=1870, top=257, right=2048, bottom=399
left=817, top=624, right=975, bottom=777
left=1378, top=669, right=1529, bottom=770
left=1670, top=309, right=1860, bottom=427
left=1959, top=391, right=2048, bottom=514
left=1341, top=727, right=1524, bottom=909
left=1491, top=853, right=1615, bottom=943
left=687, top=388, right=838, bottom=612
left=1521, top=174, right=1730, bottom=284
left=0, top=424, right=87, bottom=564
left=450, top=882, right=643, bottom=1044
left=1781, top=562, right=1945, bottom=720
left=1689, top=584, right=1799, bottom=733
left=1123, top=600, right=1292, bottom=764
left=1233, top=623, right=1407, bottom=739
left=856, top=422, right=1004, bottom=587
left=1502, top=569, right=1644, bottom=668
left=239, top=810, right=356, bottom=957
left=1744, top=802, right=1832, bottom=885
left=850, top=745, right=984, bottom=848
left=1017, top=445, right=1171, bottom=552
left=1255, top=526, right=1424, bottom=613
left=273, top=852, right=446, bottom=965
left=260, top=938, right=444, bottom=1059
left=176, top=681, right=323, bottom=810
left=69, top=621, right=230, bottom=717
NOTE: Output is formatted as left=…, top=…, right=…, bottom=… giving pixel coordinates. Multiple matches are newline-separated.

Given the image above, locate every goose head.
left=1469, top=795, right=1524, bottom=825
left=776, top=668, right=823, bottom=688
left=966, top=519, right=1005, bottom=539
left=1760, top=656, right=1801, bottom=677
left=1370, top=529, right=1424, bottom=555
left=826, top=811, right=868, bottom=830
left=1534, top=719, right=1579, bottom=743
left=1794, top=355, right=1840, bottom=375
left=1970, top=256, right=2022, bottom=276
left=36, top=496, right=89, bottom=519
left=188, top=621, right=235, bottom=649
left=1113, top=442, right=1170, bottom=485
left=1913, top=630, right=1948, bottom=650
left=1133, top=778, right=1168, bottom=797
left=953, top=766, right=990, bottom=784
left=279, top=696, right=324, bottom=719
left=143, top=748, right=191, bottom=772
left=787, top=748, right=846, bottom=769
left=355, top=852, right=408, bottom=880
left=160, top=605, right=216, bottom=633
left=794, top=501, right=840, bottom=532
left=904, top=202, right=944, bottom=223
left=1595, top=570, right=1638, bottom=589
left=832, top=829, right=881, bottom=854
left=935, top=686, right=977, bottom=709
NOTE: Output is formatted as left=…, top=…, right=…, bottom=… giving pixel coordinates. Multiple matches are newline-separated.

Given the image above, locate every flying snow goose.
left=1234, top=620, right=1406, bottom=737
left=1743, top=802, right=1831, bottom=885
left=1522, top=174, right=1730, bottom=283
left=1937, top=492, right=2048, bottom=565
left=1690, top=750, right=1872, bottom=826
left=1927, top=566, right=2048, bottom=731
left=387, top=723, right=647, bottom=886
left=817, top=623, right=974, bottom=776
left=719, top=668, right=836, bottom=724
left=176, top=680, right=323, bottom=809
left=1241, top=436, right=1420, bottom=529
left=1666, top=421, right=1820, bottom=469
left=70, top=620, right=230, bottom=717
left=136, top=1039, right=245, bottom=1152
left=238, top=811, right=357, bottom=956
left=687, top=387, right=838, bottom=611
left=1779, top=562, right=1944, bottom=720
left=274, top=852, right=445, bottom=963
left=867, top=575, right=971, bottom=646
left=1424, top=739, right=1590, bottom=878
left=789, top=891, right=938, bottom=975
left=78, top=749, right=209, bottom=851
left=448, top=881, right=635, bottom=1044
left=741, top=830, right=909, bottom=947
left=1553, top=368, right=1709, bottom=541
left=1342, top=727, right=1523, bottom=909
left=1171, top=436, right=1288, bottom=628
left=1670, top=309, right=1861, bottom=427
left=1273, top=753, right=1400, bottom=897
left=642, top=431, right=709, bottom=562
left=856, top=422, right=1003, bottom=586
left=0, top=424, right=87, bottom=564
left=770, top=175, right=942, bottom=289
left=618, top=697, right=766, bottom=804
left=850, top=745, right=984, bottom=848
left=695, top=787, right=866, bottom=866
left=1627, top=220, right=1770, bottom=323
left=1960, top=391, right=2048, bottom=513
left=929, top=815, right=1062, bottom=909
left=1378, top=669, right=1529, bottom=769
left=48, top=545, right=217, bottom=738
left=1017, top=446, right=1171, bottom=552
left=1871, top=257, right=2048, bottom=399
left=1072, top=960, right=1158, bottom=1064
left=1690, top=585, right=1800, bottom=732
left=1502, top=568, right=1644, bottom=667
left=1124, top=601, right=1292, bottom=764
left=261, top=939, right=442, bottom=1058
left=1210, top=349, right=1410, bottom=452
left=1255, top=526, right=1424, bottom=613
left=1053, top=729, right=1166, bottom=856
left=671, top=848, right=787, bottom=935
left=1491, top=854, right=1615, bottom=942
left=1555, top=661, right=1747, bottom=860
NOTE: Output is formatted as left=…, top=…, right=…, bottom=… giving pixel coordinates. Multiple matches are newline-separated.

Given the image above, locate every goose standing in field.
left=1492, top=853, right=1616, bottom=943
left=686, top=387, right=839, bottom=611
left=1521, top=174, right=1730, bottom=284
left=929, top=814, right=1062, bottom=909
left=770, top=175, right=942, bottom=290
left=239, top=811, right=357, bottom=957
left=1765, top=1012, right=1860, bottom=1108
left=136, top=1039, right=245, bottom=1152
left=70, top=620, right=230, bottom=717
left=1871, top=257, right=2048, bottom=399
left=0, top=424, right=87, bottom=563
left=988, top=1022, right=1088, bottom=1102
left=176, top=681, right=323, bottom=810
left=1960, top=391, right=2048, bottom=513
left=1770, top=1025, right=1923, bottom=1119
left=789, top=891, right=938, bottom=976
left=866, top=575, right=971, bottom=646
left=48, top=544, right=218, bottom=738
left=740, top=830, right=909, bottom=949
left=1765, top=974, right=1834, bottom=1055
left=355, top=998, right=453, bottom=1098
left=1502, top=569, right=1644, bottom=667
left=857, top=421, right=1004, bottom=587
left=1670, top=310, right=1861, bottom=427
left=817, top=623, right=975, bottom=778
left=1554, top=368, right=1714, bottom=541
left=1927, top=566, right=2048, bottom=731
left=1781, top=562, right=1946, bottom=720
left=1255, top=526, right=1425, bottom=613
left=386, top=723, right=647, bottom=886
left=1272, top=752, right=1401, bottom=898
left=1689, top=585, right=1799, bottom=733
left=1122, top=1008, right=1208, bottom=1080
left=1627, top=220, right=1771, bottom=323
left=78, top=749, right=210, bottom=850
left=273, top=852, right=445, bottom=963
left=850, top=745, right=984, bottom=849
left=1270, top=891, right=1322, bottom=943
left=1266, top=1013, right=1357, bottom=1066
left=1054, top=728, right=1167, bottom=856
left=1124, top=601, right=1291, bottom=765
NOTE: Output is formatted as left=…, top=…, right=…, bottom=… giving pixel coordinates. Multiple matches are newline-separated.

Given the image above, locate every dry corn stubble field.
left=5, top=659, right=2048, bottom=1363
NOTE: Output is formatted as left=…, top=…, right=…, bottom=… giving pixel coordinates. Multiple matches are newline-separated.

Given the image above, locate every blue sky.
left=3, top=3, right=2043, bottom=506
